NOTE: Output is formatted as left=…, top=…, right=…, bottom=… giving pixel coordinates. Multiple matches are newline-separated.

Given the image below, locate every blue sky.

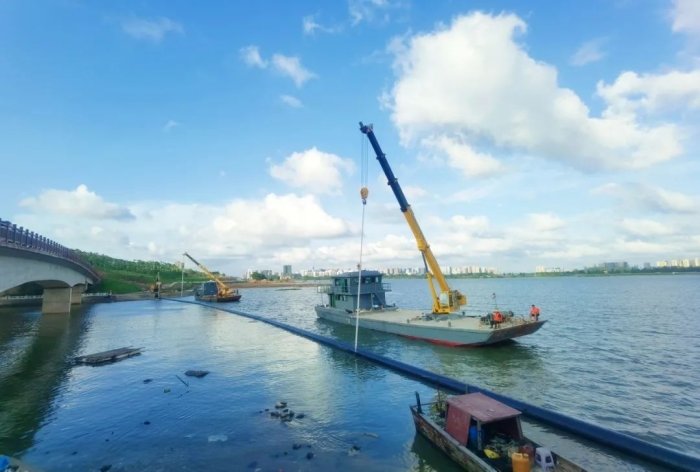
left=1, top=0, right=699, bottom=275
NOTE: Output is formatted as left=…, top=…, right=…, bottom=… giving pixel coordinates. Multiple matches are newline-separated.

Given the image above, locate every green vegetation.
left=250, top=271, right=281, bottom=281
left=76, top=251, right=210, bottom=294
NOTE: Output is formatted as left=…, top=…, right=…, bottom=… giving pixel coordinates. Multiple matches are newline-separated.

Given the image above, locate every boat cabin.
left=196, top=281, right=219, bottom=297
left=445, top=392, right=524, bottom=464
left=317, top=270, right=392, bottom=312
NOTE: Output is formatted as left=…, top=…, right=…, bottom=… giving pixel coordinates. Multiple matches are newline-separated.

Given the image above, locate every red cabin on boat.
left=445, top=392, right=524, bottom=450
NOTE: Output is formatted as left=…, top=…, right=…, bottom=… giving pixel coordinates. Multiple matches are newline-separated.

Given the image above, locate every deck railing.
left=0, top=217, right=100, bottom=281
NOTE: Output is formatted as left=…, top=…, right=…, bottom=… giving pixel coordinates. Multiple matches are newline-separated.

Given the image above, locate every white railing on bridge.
left=0, top=217, right=100, bottom=280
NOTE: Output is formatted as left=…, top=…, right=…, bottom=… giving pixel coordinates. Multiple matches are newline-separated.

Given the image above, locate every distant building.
left=535, top=266, right=545, bottom=273
left=598, top=261, right=628, bottom=271
left=643, top=262, right=651, bottom=269
left=283, top=265, right=292, bottom=276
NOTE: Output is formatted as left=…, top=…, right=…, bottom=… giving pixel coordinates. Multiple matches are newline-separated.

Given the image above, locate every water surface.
left=1, top=275, right=697, bottom=471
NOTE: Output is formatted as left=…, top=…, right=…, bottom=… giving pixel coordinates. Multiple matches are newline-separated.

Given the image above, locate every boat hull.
left=195, top=294, right=241, bottom=302
left=411, top=408, right=497, bottom=472
left=314, top=306, right=545, bottom=346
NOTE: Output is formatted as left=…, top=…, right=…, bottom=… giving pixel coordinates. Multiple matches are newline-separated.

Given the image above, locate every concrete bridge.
left=0, top=218, right=100, bottom=314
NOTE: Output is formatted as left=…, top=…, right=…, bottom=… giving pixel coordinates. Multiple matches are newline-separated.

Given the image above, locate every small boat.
left=194, top=281, right=242, bottom=302
left=184, top=252, right=243, bottom=303
left=410, top=391, right=587, bottom=472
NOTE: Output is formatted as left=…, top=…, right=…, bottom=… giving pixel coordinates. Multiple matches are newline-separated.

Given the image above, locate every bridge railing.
left=0, top=218, right=100, bottom=281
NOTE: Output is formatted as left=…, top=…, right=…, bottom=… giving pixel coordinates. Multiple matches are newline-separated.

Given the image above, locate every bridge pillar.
left=42, top=287, right=72, bottom=314
left=70, top=285, right=86, bottom=305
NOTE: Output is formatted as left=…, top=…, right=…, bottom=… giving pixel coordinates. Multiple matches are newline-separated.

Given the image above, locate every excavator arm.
left=183, top=252, right=232, bottom=296
left=359, top=122, right=467, bottom=314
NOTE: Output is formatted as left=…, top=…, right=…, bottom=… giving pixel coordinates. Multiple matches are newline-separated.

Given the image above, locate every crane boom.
left=183, top=252, right=232, bottom=296
left=359, top=122, right=467, bottom=314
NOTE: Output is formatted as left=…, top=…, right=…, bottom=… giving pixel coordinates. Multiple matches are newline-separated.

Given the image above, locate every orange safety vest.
left=493, top=311, right=502, bottom=322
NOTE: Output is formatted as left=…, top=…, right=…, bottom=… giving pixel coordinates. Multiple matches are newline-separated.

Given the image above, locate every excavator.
left=360, top=121, right=467, bottom=315
left=184, top=252, right=242, bottom=302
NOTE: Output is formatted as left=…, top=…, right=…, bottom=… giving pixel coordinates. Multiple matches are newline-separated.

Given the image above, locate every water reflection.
left=409, top=432, right=462, bottom=472
left=0, top=308, right=90, bottom=454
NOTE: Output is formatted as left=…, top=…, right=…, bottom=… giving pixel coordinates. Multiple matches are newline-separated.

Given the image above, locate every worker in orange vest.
left=493, top=310, right=503, bottom=328
left=530, top=304, right=540, bottom=322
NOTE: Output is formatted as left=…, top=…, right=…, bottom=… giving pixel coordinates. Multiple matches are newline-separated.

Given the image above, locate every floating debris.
left=143, top=421, right=151, bottom=425
left=208, top=435, right=228, bottom=442
left=296, top=413, right=305, bottom=419
left=164, top=388, right=171, bottom=393
left=292, top=444, right=302, bottom=450
left=100, top=466, right=112, bottom=472
left=185, top=370, right=209, bottom=378
left=74, top=347, right=143, bottom=365
left=143, top=379, right=152, bottom=384
left=306, top=452, right=314, bottom=460
left=363, top=432, right=379, bottom=438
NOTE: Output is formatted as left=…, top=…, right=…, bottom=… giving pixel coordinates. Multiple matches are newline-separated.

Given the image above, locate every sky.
left=1, top=0, right=699, bottom=276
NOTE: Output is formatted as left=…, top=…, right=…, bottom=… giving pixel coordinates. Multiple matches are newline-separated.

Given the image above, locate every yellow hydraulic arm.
left=359, top=122, right=467, bottom=314
left=183, top=252, right=233, bottom=296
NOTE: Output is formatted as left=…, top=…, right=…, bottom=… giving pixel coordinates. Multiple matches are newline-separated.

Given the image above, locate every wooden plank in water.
left=74, top=347, right=143, bottom=365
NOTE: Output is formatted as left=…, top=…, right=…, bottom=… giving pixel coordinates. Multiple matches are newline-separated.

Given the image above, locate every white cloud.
left=269, top=147, right=355, bottom=195
left=241, top=47, right=317, bottom=87
left=571, top=38, right=606, bottom=66
left=421, top=135, right=506, bottom=178
left=349, top=0, right=409, bottom=26
left=120, top=16, right=183, bottom=42
left=403, top=185, right=428, bottom=199
left=240, top=45, right=268, bottom=68
left=163, top=119, right=180, bottom=132
left=19, top=185, right=135, bottom=221
left=382, top=12, right=696, bottom=173
left=15, top=192, right=357, bottom=263
left=271, top=54, right=317, bottom=88
left=280, top=95, right=303, bottom=108
left=596, top=69, right=700, bottom=115
left=670, top=0, right=700, bottom=36
left=592, top=182, right=698, bottom=214
left=12, top=185, right=700, bottom=274
left=302, top=15, right=342, bottom=35
left=619, top=218, right=675, bottom=237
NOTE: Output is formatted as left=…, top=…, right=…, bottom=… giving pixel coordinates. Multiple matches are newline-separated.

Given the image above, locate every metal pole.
left=181, top=253, right=185, bottom=297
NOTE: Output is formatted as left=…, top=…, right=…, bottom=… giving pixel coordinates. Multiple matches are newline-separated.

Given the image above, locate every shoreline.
left=0, top=282, right=316, bottom=308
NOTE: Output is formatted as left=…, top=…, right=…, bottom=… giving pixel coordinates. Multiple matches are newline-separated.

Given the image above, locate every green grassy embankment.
left=76, top=251, right=211, bottom=295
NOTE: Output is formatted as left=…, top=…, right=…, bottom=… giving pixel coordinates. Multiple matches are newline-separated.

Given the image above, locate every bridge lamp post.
left=180, top=253, right=185, bottom=297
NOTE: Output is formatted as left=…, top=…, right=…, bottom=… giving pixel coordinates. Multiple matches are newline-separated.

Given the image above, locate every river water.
left=0, top=275, right=698, bottom=471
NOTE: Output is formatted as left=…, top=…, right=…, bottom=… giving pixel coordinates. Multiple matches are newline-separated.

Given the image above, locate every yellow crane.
left=184, top=252, right=241, bottom=302
left=360, top=122, right=467, bottom=315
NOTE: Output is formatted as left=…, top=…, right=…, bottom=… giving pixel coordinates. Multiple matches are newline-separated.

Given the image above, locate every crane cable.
left=354, top=134, right=370, bottom=353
